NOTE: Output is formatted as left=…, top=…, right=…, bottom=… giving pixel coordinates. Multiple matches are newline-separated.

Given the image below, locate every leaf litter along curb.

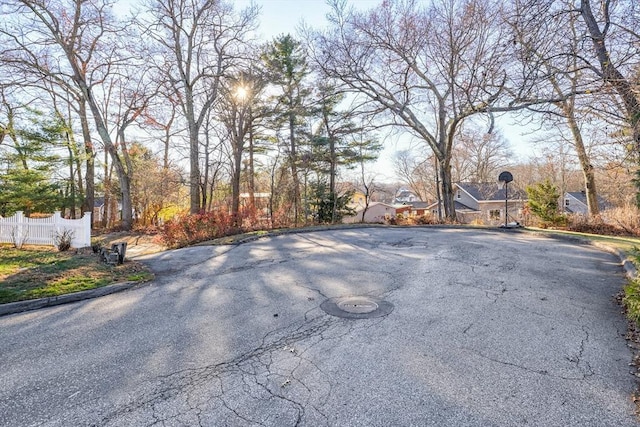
left=0, top=245, right=153, bottom=304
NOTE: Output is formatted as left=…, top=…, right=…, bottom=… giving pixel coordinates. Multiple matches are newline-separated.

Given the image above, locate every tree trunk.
left=186, top=90, right=201, bottom=214
left=231, top=156, right=242, bottom=227
left=79, top=85, right=133, bottom=230
left=565, top=108, right=600, bottom=216
left=581, top=0, right=640, bottom=201
left=248, top=113, right=256, bottom=217
left=439, top=156, right=455, bottom=220
left=78, top=99, right=94, bottom=223
left=289, top=110, right=301, bottom=226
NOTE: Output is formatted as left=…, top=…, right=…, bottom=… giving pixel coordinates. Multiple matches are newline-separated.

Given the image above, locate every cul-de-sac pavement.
left=1, top=227, right=638, bottom=426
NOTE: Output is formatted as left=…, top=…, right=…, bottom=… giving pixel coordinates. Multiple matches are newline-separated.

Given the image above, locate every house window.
left=565, top=199, right=570, bottom=206
left=489, top=209, right=501, bottom=220
left=457, top=191, right=461, bottom=199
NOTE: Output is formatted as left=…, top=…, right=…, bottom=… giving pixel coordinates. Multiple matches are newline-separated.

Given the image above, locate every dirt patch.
left=92, top=231, right=167, bottom=258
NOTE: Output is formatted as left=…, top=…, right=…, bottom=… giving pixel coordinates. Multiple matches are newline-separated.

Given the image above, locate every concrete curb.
left=0, top=281, right=138, bottom=317
left=592, top=241, right=638, bottom=279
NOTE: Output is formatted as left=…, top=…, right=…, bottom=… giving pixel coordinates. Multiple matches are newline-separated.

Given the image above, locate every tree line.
left=0, top=0, right=638, bottom=230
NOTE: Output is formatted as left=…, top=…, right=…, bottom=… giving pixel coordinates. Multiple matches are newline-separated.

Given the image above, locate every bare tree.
left=143, top=0, right=258, bottom=214
left=216, top=70, right=266, bottom=227
left=0, top=3, right=98, bottom=218
left=579, top=0, right=640, bottom=155
left=308, top=0, right=524, bottom=219
left=393, top=150, right=435, bottom=202
left=507, top=0, right=610, bottom=216
left=452, top=128, right=513, bottom=183
left=5, top=0, right=142, bottom=229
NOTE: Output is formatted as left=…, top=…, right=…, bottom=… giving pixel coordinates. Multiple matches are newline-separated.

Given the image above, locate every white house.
left=342, top=202, right=398, bottom=224
left=426, top=182, right=527, bottom=225
left=564, top=191, right=608, bottom=214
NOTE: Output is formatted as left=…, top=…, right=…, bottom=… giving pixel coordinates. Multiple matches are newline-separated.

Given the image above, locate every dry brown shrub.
left=566, top=207, right=640, bottom=237
left=601, top=204, right=640, bottom=236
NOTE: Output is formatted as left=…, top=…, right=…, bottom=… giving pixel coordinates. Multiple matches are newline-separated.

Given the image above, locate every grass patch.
left=624, top=280, right=640, bottom=324
left=624, top=248, right=640, bottom=325
left=0, top=245, right=153, bottom=304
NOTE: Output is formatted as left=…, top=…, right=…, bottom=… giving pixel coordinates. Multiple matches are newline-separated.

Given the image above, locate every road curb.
left=591, top=241, right=638, bottom=279
left=0, top=281, right=138, bottom=317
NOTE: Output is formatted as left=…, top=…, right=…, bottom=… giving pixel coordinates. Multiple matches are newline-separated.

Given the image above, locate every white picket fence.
left=0, top=211, right=92, bottom=248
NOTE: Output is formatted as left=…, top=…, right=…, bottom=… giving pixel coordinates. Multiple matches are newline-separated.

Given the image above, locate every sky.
left=237, top=0, right=381, bottom=39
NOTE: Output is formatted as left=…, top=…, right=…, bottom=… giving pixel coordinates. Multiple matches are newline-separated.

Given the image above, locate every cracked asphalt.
left=1, top=227, right=638, bottom=426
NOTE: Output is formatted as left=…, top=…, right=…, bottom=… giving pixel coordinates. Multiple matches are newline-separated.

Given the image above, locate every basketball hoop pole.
left=498, top=171, right=513, bottom=228
left=504, top=181, right=508, bottom=227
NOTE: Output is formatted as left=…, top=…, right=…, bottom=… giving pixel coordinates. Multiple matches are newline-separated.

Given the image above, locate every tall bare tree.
left=577, top=0, right=640, bottom=203
left=216, top=70, right=266, bottom=227
left=143, top=0, right=258, bottom=214
left=579, top=0, right=640, bottom=151
left=0, top=2, right=97, bottom=218
left=507, top=0, right=612, bottom=216
left=3, top=0, right=143, bottom=229
left=309, top=0, right=524, bottom=219
left=452, top=128, right=513, bottom=183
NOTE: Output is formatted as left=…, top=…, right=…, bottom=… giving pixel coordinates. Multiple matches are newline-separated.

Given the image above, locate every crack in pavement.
left=467, top=347, right=596, bottom=381
left=95, top=313, right=367, bottom=426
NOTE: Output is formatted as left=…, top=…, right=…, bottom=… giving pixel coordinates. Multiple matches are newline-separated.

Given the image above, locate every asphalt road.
left=0, top=227, right=638, bottom=426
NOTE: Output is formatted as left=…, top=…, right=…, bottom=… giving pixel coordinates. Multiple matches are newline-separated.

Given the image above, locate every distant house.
left=394, top=189, right=420, bottom=204
left=404, top=201, right=431, bottom=217
left=564, top=191, right=608, bottom=215
left=93, top=197, right=105, bottom=224
left=427, top=182, right=527, bottom=225
left=342, top=202, right=398, bottom=224
left=347, top=190, right=368, bottom=211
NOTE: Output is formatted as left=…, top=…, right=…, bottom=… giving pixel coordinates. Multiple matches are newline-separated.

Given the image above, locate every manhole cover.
left=337, top=297, right=378, bottom=313
left=321, top=296, right=394, bottom=319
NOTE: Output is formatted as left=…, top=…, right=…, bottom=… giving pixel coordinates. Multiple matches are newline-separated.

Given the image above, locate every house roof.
left=352, top=201, right=396, bottom=213
left=565, top=191, right=609, bottom=210
left=94, top=196, right=105, bottom=208
left=457, top=182, right=526, bottom=202
left=424, top=200, right=476, bottom=211
left=396, top=190, right=415, bottom=198
left=409, top=202, right=431, bottom=209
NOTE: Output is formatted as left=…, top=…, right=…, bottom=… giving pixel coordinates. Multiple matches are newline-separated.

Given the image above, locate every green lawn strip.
left=0, top=246, right=153, bottom=304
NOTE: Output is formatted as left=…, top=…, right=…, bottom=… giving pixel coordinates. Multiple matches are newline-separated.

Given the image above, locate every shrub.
left=526, top=180, right=567, bottom=226
left=53, top=229, right=74, bottom=252
left=9, top=226, right=29, bottom=249
left=160, top=210, right=235, bottom=248
left=602, top=205, right=640, bottom=236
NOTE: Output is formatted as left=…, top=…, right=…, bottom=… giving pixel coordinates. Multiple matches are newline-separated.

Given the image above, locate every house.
left=563, top=191, right=608, bottom=215
left=394, top=189, right=420, bottom=204
left=427, top=182, right=527, bottom=225
left=342, top=202, right=399, bottom=224
left=347, top=190, right=368, bottom=211
left=93, top=197, right=105, bottom=224
left=405, top=201, right=431, bottom=217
